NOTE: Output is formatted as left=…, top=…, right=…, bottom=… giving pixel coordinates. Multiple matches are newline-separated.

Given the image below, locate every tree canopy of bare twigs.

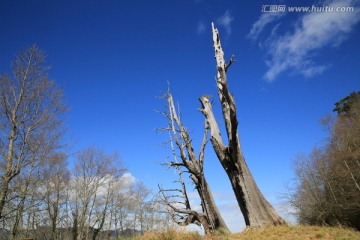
left=290, top=92, right=360, bottom=230
left=0, top=44, right=67, bottom=221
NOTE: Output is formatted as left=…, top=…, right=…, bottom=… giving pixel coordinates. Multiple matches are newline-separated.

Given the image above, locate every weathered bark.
left=199, top=23, right=286, bottom=227
left=161, top=92, right=229, bottom=232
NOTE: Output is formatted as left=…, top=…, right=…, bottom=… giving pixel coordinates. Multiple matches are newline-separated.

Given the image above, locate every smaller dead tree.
left=158, top=91, right=229, bottom=233
left=158, top=167, right=211, bottom=233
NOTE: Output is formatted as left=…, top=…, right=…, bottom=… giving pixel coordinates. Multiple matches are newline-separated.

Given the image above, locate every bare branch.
left=225, top=55, right=236, bottom=72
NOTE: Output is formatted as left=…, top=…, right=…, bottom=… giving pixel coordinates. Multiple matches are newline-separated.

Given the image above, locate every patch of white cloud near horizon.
left=66, top=172, right=136, bottom=201
left=218, top=201, right=245, bottom=232
left=250, top=0, right=360, bottom=81
left=217, top=10, right=234, bottom=35
left=274, top=201, right=298, bottom=225
left=186, top=190, right=245, bottom=232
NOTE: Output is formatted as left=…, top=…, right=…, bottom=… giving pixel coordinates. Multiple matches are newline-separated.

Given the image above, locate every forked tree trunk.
left=199, top=23, right=286, bottom=228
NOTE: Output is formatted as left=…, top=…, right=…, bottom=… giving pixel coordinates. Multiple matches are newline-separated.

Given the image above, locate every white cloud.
left=249, top=0, right=360, bottom=81
left=121, top=172, right=136, bottom=188
left=301, top=65, right=329, bottom=78
left=217, top=10, right=234, bottom=35
left=218, top=202, right=245, bottom=233
left=186, top=190, right=244, bottom=232
left=211, top=191, right=245, bottom=232
left=247, top=12, right=285, bottom=40
left=274, top=201, right=298, bottom=225
left=67, top=172, right=137, bottom=201
left=197, top=20, right=206, bottom=34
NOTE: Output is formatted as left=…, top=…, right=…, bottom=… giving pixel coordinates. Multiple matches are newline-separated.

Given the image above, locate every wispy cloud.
left=217, top=10, right=234, bottom=35
left=247, top=13, right=284, bottom=40
left=248, top=0, right=360, bottom=81
left=197, top=20, right=206, bottom=34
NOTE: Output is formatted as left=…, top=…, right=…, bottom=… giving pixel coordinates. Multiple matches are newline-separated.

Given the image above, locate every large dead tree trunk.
left=199, top=23, right=286, bottom=228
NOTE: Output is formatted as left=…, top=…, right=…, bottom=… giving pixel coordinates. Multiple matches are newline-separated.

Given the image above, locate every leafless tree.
left=291, top=92, right=360, bottom=230
left=0, top=45, right=66, bottom=232
left=159, top=90, right=229, bottom=233
left=111, top=190, right=132, bottom=234
left=40, top=152, right=70, bottom=240
left=128, top=182, right=151, bottom=233
left=143, top=194, right=174, bottom=232
left=71, top=147, right=126, bottom=240
left=8, top=157, right=41, bottom=240
left=4, top=152, right=69, bottom=240
left=199, top=23, right=285, bottom=227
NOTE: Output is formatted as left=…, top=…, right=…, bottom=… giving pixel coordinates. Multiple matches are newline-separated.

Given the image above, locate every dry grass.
left=230, top=225, right=360, bottom=240
left=124, top=225, right=360, bottom=240
left=124, top=229, right=203, bottom=240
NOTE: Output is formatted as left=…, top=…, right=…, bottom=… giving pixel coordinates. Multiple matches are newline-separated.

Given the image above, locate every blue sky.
left=1, top=0, right=359, bottom=232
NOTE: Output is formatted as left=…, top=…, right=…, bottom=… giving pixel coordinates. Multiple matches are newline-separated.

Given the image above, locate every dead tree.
left=199, top=23, right=286, bottom=227
left=159, top=91, right=229, bottom=233
left=158, top=167, right=211, bottom=234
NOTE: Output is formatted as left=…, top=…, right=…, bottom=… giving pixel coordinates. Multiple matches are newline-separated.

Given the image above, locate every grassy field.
left=123, top=225, right=360, bottom=240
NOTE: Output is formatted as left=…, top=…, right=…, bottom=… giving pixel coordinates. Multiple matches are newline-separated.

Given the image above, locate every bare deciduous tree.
left=199, top=23, right=285, bottom=227
left=71, top=147, right=126, bottom=240
left=41, top=152, right=70, bottom=240
left=0, top=44, right=66, bottom=220
left=291, top=92, right=360, bottom=230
